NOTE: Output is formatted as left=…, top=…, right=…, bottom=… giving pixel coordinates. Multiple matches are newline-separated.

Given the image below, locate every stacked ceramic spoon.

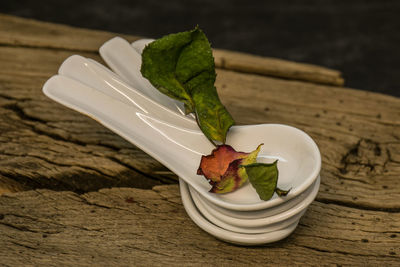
left=42, top=37, right=321, bottom=246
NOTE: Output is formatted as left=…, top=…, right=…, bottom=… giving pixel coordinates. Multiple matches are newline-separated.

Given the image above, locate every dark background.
left=2, top=0, right=400, bottom=97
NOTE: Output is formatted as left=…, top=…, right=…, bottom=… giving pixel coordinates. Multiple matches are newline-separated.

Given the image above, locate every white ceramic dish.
left=198, top=175, right=320, bottom=220
left=179, top=178, right=299, bottom=245
left=43, top=73, right=321, bottom=211
left=190, top=176, right=320, bottom=228
left=191, top=188, right=306, bottom=234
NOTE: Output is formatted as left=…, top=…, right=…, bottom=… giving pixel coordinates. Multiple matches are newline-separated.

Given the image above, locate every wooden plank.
left=0, top=14, right=139, bottom=52
left=0, top=186, right=398, bottom=266
left=0, top=14, right=399, bottom=264
left=0, top=45, right=399, bottom=210
left=0, top=13, right=343, bottom=86
left=213, top=49, right=344, bottom=86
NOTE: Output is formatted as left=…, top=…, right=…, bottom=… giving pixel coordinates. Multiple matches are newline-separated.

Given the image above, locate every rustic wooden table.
left=0, top=14, right=399, bottom=266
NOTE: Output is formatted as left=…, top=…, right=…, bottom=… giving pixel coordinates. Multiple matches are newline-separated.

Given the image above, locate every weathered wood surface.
left=0, top=14, right=399, bottom=265
left=1, top=186, right=399, bottom=266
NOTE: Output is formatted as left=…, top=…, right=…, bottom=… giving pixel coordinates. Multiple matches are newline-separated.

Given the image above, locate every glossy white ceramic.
left=190, top=176, right=320, bottom=228
left=43, top=73, right=321, bottom=211
left=58, top=55, right=197, bottom=130
left=179, top=178, right=299, bottom=245
left=191, top=188, right=306, bottom=234
left=198, top=175, right=320, bottom=220
left=99, top=36, right=185, bottom=115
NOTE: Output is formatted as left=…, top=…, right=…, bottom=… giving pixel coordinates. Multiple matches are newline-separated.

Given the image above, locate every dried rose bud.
left=197, top=144, right=262, bottom=193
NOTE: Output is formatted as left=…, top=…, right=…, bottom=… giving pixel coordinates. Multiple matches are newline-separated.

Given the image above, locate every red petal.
left=197, top=145, right=248, bottom=183
left=209, top=158, right=244, bottom=193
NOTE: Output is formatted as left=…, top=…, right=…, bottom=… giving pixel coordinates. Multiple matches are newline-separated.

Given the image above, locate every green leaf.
left=244, top=161, right=283, bottom=201
left=140, top=30, right=194, bottom=109
left=141, top=27, right=234, bottom=143
left=275, top=187, right=291, bottom=197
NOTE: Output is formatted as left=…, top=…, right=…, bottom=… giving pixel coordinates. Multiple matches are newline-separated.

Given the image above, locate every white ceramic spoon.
left=43, top=75, right=321, bottom=211
left=131, top=38, right=154, bottom=54
left=99, top=36, right=186, bottom=115
left=57, top=54, right=321, bottom=217
left=179, top=178, right=299, bottom=245
left=58, top=55, right=197, bottom=130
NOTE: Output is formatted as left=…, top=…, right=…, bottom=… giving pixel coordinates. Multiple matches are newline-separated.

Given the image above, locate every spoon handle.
left=131, top=38, right=154, bottom=54
left=43, top=75, right=213, bottom=182
left=99, top=37, right=185, bottom=115
left=58, top=55, right=197, bottom=130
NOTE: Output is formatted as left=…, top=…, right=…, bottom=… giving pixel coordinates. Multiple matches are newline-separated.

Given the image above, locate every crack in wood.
left=9, top=240, right=38, bottom=250
left=315, top=199, right=400, bottom=213
left=299, top=244, right=398, bottom=259
left=0, top=101, right=173, bottom=191
left=125, top=244, right=172, bottom=258
left=0, top=221, right=39, bottom=233
left=0, top=170, right=85, bottom=194
left=0, top=151, right=117, bottom=183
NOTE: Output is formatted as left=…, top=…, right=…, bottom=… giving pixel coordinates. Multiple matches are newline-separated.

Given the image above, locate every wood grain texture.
left=1, top=44, right=399, bottom=209
left=0, top=14, right=139, bottom=52
left=1, top=14, right=399, bottom=265
left=0, top=13, right=343, bottom=86
left=0, top=186, right=399, bottom=266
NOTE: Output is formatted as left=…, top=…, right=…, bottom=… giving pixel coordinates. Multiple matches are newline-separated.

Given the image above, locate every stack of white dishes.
left=42, top=37, right=321, bottom=246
